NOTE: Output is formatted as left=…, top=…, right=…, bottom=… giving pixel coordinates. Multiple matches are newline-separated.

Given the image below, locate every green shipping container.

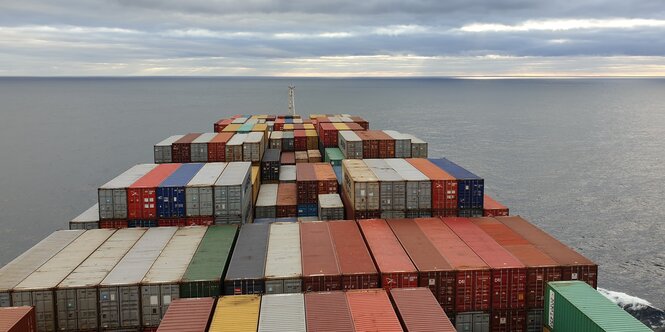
left=544, top=281, right=651, bottom=332
left=180, top=225, right=239, bottom=298
left=324, top=148, right=344, bottom=166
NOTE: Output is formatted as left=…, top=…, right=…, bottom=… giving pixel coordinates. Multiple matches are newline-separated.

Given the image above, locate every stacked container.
left=185, top=163, right=227, bottom=223
left=172, top=133, right=202, bottom=163
left=296, top=164, right=317, bottom=216
left=269, top=131, right=282, bottom=150
left=300, top=222, right=342, bottom=292
left=383, top=130, right=412, bottom=158
left=154, top=135, right=184, bottom=163
left=260, top=149, right=280, bottom=183
left=214, top=162, right=253, bottom=224
left=317, top=194, right=344, bottom=220
left=364, top=159, right=406, bottom=218
left=190, top=133, right=217, bottom=162
left=224, top=224, right=270, bottom=295
left=357, top=130, right=395, bottom=158
left=264, top=223, right=302, bottom=294
left=243, top=132, right=265, bottom=164
left=276, top=183, right=297, bottom=218
left=225, top=133, right=247, bottom=162
left=98, top=164, right=157, bottom=221
left=390, top=288, right=457, bottom=332
left=156, top=297, right=215, bottom=332
left=341, top=160, right=380, bottom=219
left=404, top=133, right=428, bottom=158
left=386, top=158, right=432, bottom=218
left=156, top=163, right=204, bottom=221
left=282, top=131, right=295, bottom=151
left=127, top=164, right=180, bottom=224
left=307, top=149, right=321, bottom=162
left=294, top=130, right=307, bottom=151
left=209, top=295, right=260, bottom=332
left=69, top=204, right=100, bottom=230
left=258, top=294, right=306, bottom=332
left=324, top=147, right=344, bottom=166
left=429, top=158, right=484, bottom=216
left=408, top=158, right=458, bottom=217
left=255, top=184, right=279, bottom=219
left=304, top=292, right=354, bottom=331
left=281, top=151, right=295, bottom=165
left=207, top=132, right=234, bottom=162
left=483, top=194, right=509, bottom=217
left=327, top=220, right=379, bottom=290
left=338, top=131, right=363, bottom=159
left=346, top=289, right=403, bottom=331
left=279, top=165, right=296, bottom=183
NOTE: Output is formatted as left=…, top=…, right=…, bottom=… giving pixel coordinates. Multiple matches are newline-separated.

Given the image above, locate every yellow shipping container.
left=252, top=123, right=268, bottom=132
left=304, top=123, right=315, bottom=130
left=209, top=295, right=261, bottom=332
left=333, top=123, right=350, bottom=130
left=251, top=166, right=260, bottom=205
left=222, top=124, right=242, bottom=132
left=283, top=124, right=294, bottom=131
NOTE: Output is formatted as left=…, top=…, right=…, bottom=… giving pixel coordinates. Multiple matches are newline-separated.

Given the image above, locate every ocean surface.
left=0, top=77, right=663, bottom=309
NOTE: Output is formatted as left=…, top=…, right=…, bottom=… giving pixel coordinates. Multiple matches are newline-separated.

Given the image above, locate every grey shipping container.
left=69, top=204, right=100, bottom=230
left=382, top=130, right=412, bottom=158
left=140, top=227, right=207, bottom=328
left=282, top=131, right=295, bottom=151
left=403, top=133, right=428, bottom=158
left=98, top=227, right=177, bottom=330
left=154, top=135, right=184, bottom=164
left=98, top=164, right=157, bottom=220
left=364, top=159, right=407, bottom=218
left=214, top=162, right=253, bottom=224
left=186, top=163, right=227, bottom=217
left=258, top=293, right=306, bottom=332
left=264, top=223, right=302, bottom=294
left=269, top=131, right=283, bottom=150
left=11, top=229, right=116, bottom=332
left=341, top=160, right=380, bottom=212
left=317, top=194, right=345, bottom=221
left=279, top=165, right=296, bottom=183
left=385, top=158, right=431, bottom=214
left=338, top=131, right=363, bottom=159
left=456, top=311, right=490, bottom=332
left=55, top=229, right=145, bottom=331
left=224, top=223, right=270, bottom=295
left=243, top=132, right=265, bottom=163
left=255, top=184, right=279, bottom=219
left=190, top=133, right=218, bottom=162
left=0, top=230, right=84, bottom=307
left=225, top=133, right=248, bottom=162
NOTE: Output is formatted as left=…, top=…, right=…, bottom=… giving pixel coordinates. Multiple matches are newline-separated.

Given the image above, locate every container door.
left=99, top=287, right=120, bottom=328
left=113, top=189, right=128, bottom=219
left=119, top=286, right=140, bottom=328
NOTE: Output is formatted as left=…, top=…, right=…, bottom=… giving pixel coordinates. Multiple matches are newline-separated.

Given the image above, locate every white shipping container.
left=226, top=133, right=248, bottom=162
left=269, top=131, right=283, bottom=150
left=341, top=160, right=380, bottom=212
left=98, top=164, right=158, bottom=220
left=243, top=132, right=266, bottom=163
left=364, top=159, right=407, bottom=215
left=402, top=133, right=428, bottom=158
left=338, top=131, right=363, bottom=159
left=214, top=162, right=253, bottom=224
left=190, top=133, right=218, bottom=162
left=186, top=163, right=227, bottom=217
left=384, top=159, right=432, bottom=211
left=232, top=117, right=248, bottom=124
left=256, top=184, right=279, bottom=220
left=69, top=204, right=100, bottom=230
left=264, top=223, right=302, bottom=294
left=317, top=194, right=345, bottom=221
left=279, top=165, right=296, bottom=183
left=154, top=135, right=184, bottom=164
left=382, top=130, right=412, bottom=158
left=258, top=293, right=306, bottom=332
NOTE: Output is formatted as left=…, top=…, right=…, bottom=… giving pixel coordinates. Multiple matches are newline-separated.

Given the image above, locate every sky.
left=1, top=0, right=665, bottom=76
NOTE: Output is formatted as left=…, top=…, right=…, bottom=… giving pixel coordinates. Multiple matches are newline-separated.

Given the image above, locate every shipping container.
left=295, top=151, right=308, bottom=163
left=442, top=217, right=527, bottom=310
left=172, top=133, right=202, bottom=163
left=0, top=231, right=84, bottom=307
left=364, top=159, right=406, bottom=218
left=264, top=223, right=302, bottom=294
left=12, top=229, right=115, bottom=332
left=276, top=183, right=297, bottom=218
left=349, top=116, right=369, bottom=129
left=296, top=163, right=317, bottom=204
left=544, top=281, right=651, bottom=332
left=318, top=122, right=339, bottom=148
left=341, top=160, right=380, bottom=218
left=491, top=308, right=526, bottom=332
left=251, top=166, right=260, bottom=206
left=297, top=203, right=318, bottom=217
left=282, top=131, right=295, bottom=151
left=141, top=227, right=207, bottom=328
left=346, top=289, right=403, bottom=332
left=324, top=147, right=344, bottom=166
left=429, top=158, right=484, bottom=210
left=269, top=131, right=282, bottom=150
left=0, top=307, right=36, bottom=332
left=232, top=117, right=248, bottom=124
left=127, top=164, right=181, bottom=220
left=357, top=130, right=395, bottom=159
left=55, top=228, right=144, bottom=331
left=255, top=184, right=279, bottom=219
left=225, top=133, right=247, bottom=162
left=526, top=308, right=543, bottom=332
left=471, top=217, right=561, bottom=309
left=414, top=218, right=491, bottom=313
left=157, top=163, right=204, bottom=219
left=214, top=162, right=253, bottom=224
left=243, top=132, right=265, bottom=163
left=280, top=151, right=295, bottom=165
left=221, top=123, right=241, bottom=133
left=189, top=133, right=216, bottom=162
left=390, top=287, right=456, bottom=332
left=238, top=122, right=253, bottom=133
left=387, top=219, right=456, bottom=311
left=385, top=158, right=432, bottom=215
left=403, top=133, right=427, bottom=158
left=224, top=224, right=269, bottom=295
left=156, top=297, right=214, bottom=332
left=185, top=163, right=227, bottom=218
left=98, top=164, right=157, bottom=220
left=305, top=129, right=318, bottom=150
left=483, top=195, right=509, bottom=217
left=304, top=291, right=355, bottom=331
left=208, top=132, right=234, bottom=162
left=258, top=294, right=306, bottom=332
left=357, top=219, right=418, bottom=291
left=495, top=216, right=598, bottom=288
left=456, top=311, right=491, bottom=332
left=318, top=194, right=344, bottom=220
left=382, top=130, right=412, bottom=158
left=338, top=130, right=363, bottom=159
left=408, top=158, right=458, bottom=215
left=294, top=129, right=307, bottom=151
left=279, top=165, right=296, bottom=183
left=300, top=222, right=342, bottom=292
left=209, top=295, right=260, bottom=332
left=99, top=227, right=177, bottom=330
left=214, top=118, right=233, bottom=132
left=327, top=220, right=379, bottom=290
left=154, top=135, right=184, bottom=164
left=260, top=149, right=281, bottom=183
left=313, top=163, right=338, bottom=196
left=307, top=149, right=322, bottom=162
left=69, top=204, right=100, bottom=230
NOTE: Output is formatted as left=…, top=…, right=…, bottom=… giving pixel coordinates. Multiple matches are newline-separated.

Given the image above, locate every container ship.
left=0, top=104, right=652, bottom=331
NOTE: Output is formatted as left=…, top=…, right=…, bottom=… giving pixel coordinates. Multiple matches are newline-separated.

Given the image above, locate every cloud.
left=460, top=18, right=665, bottom=32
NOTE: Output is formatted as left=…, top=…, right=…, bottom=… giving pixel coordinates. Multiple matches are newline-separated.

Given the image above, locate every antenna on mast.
left=288, top=85, right=296, bottom=116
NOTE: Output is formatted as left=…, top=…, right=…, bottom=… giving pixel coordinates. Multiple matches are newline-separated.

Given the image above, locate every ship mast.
left=288, top=85, right=296, bottom=116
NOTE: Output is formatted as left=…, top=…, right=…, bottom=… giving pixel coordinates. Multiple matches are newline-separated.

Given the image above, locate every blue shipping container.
left=285, top=118, right=293, bottom=124
left=157, top=163, right=204, bottom=218
left=333, top=165, right=342, bottom=185
left=128, top=220, right=158, bottom=227
left=297, top=204, right=318, bottom=217
left=428, top=158, right=484, bottom=210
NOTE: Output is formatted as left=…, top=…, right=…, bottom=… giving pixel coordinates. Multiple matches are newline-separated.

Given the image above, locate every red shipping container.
left=185, top=216, right=214, bottom=226
left=99, top=220, right=128, bottom=228
left=273, top=118, right=285, bottom=131
left=0, top=306, right=36, bottom=332
left=494, top=216, right=598, bottom=288
left=127, top=164, right=180, bottom=220
left=156, top=297, right=215, bottom=332
left=442, top=217, right=527, bottom=310
left=483, top=194, right=509, bottom=217
left=313, top=163, right=338, bottom=195
left=214, top=118, right=233, bottom=132
left=349, top=116, right=369, bottom=129
left=408, top=158, right=458, bottom=211
left=345, top=122, right=365, bottom=131
left=280, top=151, right=295, bottom=165
left=346, top=289, right=402, bottom=332
left=471, top=217, right=561, bottom=308
left=415, top=218, right=491, bottom=312
left=390, top=288, right=456, bottom=332
left=387, top=219, right=457, bottom=312
left=356, top=131, right=378, bottom=159
left=315, top=116, right=332, bottom=133
left=318, top=122, right=339, bottom=148
left=300, top=222, right=342, bottom=292
left=276, top=183, right=297, bottom=218
left=157, top=218, right=187, bottom=227
left=293, top=123, right=305, bottom=130
left=294, top=129, right=307, bottom=151
left=304, top=292, right=355, bottom=332
left=491, top=309, right=526, bottom=332
left=374, top=131, right=396, bottom=158
left=207, top=132, right=234, bottom=162
left=328, top=220, right=379, bottom=289
left=171, top=133, right=202, bottom=163
left=357, top=219, right=418, bottom=291
left=296, top=163, right=317, bottom=204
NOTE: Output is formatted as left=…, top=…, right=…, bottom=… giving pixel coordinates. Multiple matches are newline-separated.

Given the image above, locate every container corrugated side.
left=214, top=162, right=253, bottom=224
left=428, top=158, right=484, bottom=210
left=264, top=223, right=302, bottom=294
left=156, top=297, right=215, bottom=332
left=364, top=159, right=406, bottom=218
left=99, top=227, right=177, bottom=330
left=127, top=164, right=181, bottom=220
left=304, top=291, right=354, bottom=331
left=154, top=135, right=184, bottom=164
left=190, top=133, right=218, bottom=162
left=255, top=184, right=278, bottom=219
left=186, top=163, right=227, bottom=217
left=0, top=230, right=84, bottom=307
left=224, top=224, right=270, bottom=295
left=69, top=204, right=100, bottom=230
left=12, top=229, right=116, bottom=332
left=209, top=295, right=260, bottom=332
left=172, top=133, right=202, bottom=163
left=328, top=220, right=379, bottom=290
left=390, top=287, right=456, bottom=332
left=0, top=306, right=36, bottom=332
left=258, top=294, right=306, bottom=332
left=55, top=228, right=145, bottom=331
left=407, top=158, right=458, bottom=215
left=300, top=222, right=342, bottom=292
left=98, top=164, right=157, bottom=220
left=180, top=225, right=238, bottom=298
left=483, top=194, right=509, bottom=217
left=346, top=289, right=403, bottom=332
left=545, top=281, right=651, bottom=332
left=140, top=226, right=207, bottom=328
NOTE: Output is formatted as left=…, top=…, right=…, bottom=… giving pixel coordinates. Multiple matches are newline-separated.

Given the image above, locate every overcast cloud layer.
left=1, top=0, right=665, bottom=76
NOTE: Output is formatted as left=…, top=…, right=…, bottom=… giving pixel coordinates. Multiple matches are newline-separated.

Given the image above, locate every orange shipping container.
left=346, top=289, right=403, bottom=332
